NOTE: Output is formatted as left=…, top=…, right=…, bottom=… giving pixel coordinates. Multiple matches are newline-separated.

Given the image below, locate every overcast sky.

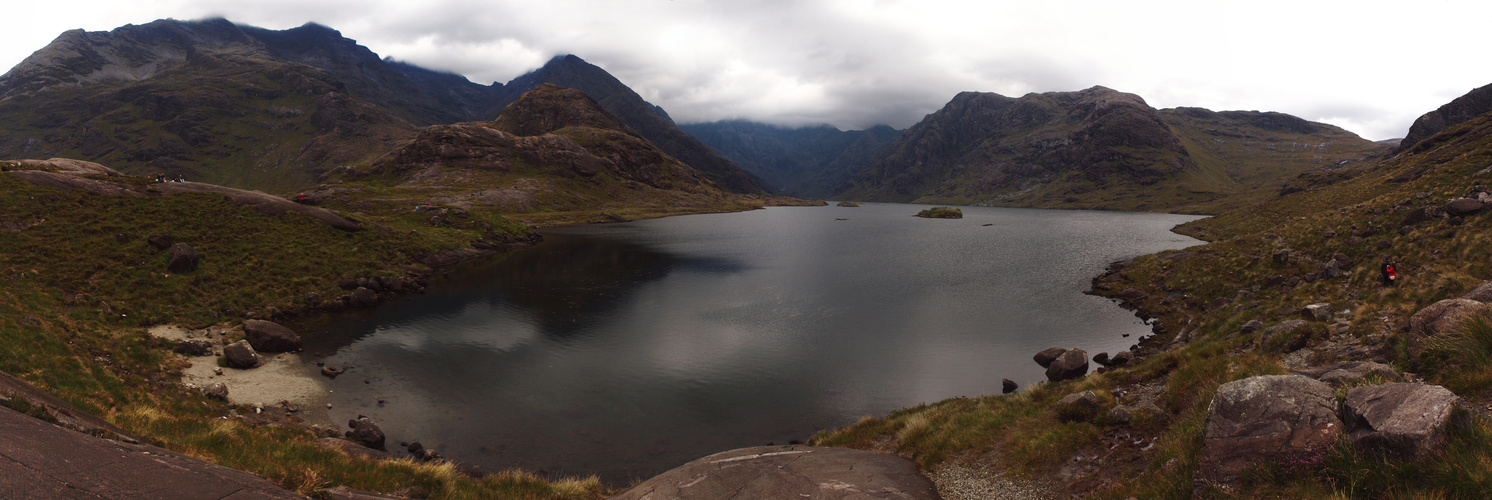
left=5, top=0, right=1490, bottom=141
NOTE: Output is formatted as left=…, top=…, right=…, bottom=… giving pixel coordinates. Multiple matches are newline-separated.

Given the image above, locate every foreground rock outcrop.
left=1198, top=375, right=1342, bottom=484
left=1343, top=383, right=1461, bottom=460
left=610, top=445, right=938, bottom=500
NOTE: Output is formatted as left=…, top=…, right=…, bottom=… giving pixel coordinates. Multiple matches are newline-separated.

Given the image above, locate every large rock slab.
left=1344, top=383, right=1460, bottom=460
left=609, top=445, right=938, bottom=500
left=1199, top=375, right=1342, bottom=483
left=1045, top=348, right=1089, bottom=382
left=243, top=320, right=303, bottom=353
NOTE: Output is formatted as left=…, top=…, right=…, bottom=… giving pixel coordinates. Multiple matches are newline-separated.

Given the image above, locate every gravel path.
left=930, top=459, right=1051, bottom=500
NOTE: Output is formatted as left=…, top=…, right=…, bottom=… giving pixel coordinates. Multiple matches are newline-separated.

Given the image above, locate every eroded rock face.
left=1045, top=348, right=1089, bottom=382
left=1033, top=347, right=1068, bottom=368
left=1344, top=383, right=1460, bottom=460
left=242, top=320, right=303, bottom=353
left=222, top=340, right=259, bottom=369
left=1199, top=375, right=1342, bottom=484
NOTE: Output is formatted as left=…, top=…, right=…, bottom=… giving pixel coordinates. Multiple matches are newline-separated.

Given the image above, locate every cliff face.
left=679, top=120, right=901, bottom=198
left=1399, top=83, right=1492, bottom=152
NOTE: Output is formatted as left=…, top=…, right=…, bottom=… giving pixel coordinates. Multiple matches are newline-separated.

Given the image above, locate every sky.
left=4, top=0, right=1491, bottom=141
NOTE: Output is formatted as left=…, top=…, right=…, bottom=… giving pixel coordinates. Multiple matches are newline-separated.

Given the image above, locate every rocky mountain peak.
left=1400, top=83, right=1492, bottom=152
left=492, top=84, right=634, bottom=137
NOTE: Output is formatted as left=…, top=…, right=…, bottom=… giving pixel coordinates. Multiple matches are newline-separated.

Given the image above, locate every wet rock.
left=146, top=234, right=174, bottom=250
left=1002, top=378, right=1018, bottom=394
left=1093, top=352, right=1111, bottom=365
left=346, top=416, right=387, bottom=451
left=1033, top=347, right=1067, bottom=368
left=222, top=340, right=259, bottom=369
left=1294, top=361, right=1402, bottom=387
left=408, top=441, right=443, bottom=461
left=1045, top=348, right=1089, bottom=382
left=242, top=320, right=302, bottom=353
left=1054, top=390, right=1103, bottom=422
left=321, top=366, right=345, bottom=378
left=203, top=383, right=228, bottom=400
left=350, top=287, right=378, bottom=308
left=174, top=339, right=215, bottom=356
left=1302, top=303, right=1333, bottom=321
left=1344, top=383, right=1460, bottom=460
left=166, top=243, right=199, bottom=273
left=1198, top=375, right=1342, bottom=484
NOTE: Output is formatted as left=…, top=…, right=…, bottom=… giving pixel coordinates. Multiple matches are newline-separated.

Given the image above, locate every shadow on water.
left=298, top=232, right=742, bottom=358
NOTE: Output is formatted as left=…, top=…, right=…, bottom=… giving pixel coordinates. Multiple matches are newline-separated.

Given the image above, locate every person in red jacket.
left=1381, top=259, right=1398, bottom=286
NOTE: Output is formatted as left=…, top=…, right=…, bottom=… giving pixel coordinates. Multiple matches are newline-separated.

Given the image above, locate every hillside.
left=679, top=120, right=901, bottom=198
left=0, top=20, right=771, bottom=196
left=303, top=83, right=764, bottom=224
left=500, top=56, right=773, bottom=195
left=834, top=86, right=1386, bottom=213
left=812, top=84, right=1492, bottom=497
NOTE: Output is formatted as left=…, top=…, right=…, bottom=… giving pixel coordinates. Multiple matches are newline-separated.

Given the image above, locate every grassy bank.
left=810, top=115, right=1492, bottom=497
left=0, top=167, right=626, bottom=497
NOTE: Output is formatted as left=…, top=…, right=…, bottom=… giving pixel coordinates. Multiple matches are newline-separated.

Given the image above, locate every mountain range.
left=0, top=17, right=1414, bottom=214
left=0, top=18, right=770, bottom=195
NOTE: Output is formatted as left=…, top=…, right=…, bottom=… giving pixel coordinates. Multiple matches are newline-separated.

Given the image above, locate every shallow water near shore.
left=297, top=203, right=1203, bottom=484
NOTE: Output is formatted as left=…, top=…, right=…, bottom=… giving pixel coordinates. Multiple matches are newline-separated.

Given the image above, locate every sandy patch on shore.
left=148, top=324, right=332, bottom=428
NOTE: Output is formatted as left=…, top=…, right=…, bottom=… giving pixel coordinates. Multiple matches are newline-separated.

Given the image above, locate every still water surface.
left=300, top=203, right=1202, bottom=483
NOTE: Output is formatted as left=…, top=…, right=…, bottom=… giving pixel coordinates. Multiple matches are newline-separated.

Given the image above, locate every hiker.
left=1381, top=259, right=1398, bottom=286
left=156, top=173, right=166, bottom=183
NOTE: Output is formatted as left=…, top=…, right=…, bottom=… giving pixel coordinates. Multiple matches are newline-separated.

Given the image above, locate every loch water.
left=299, top=203, right=1203, bottom=484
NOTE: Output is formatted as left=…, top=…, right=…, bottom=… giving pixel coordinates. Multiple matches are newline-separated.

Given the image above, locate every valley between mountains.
left=5, top=16, right=1492, bottom=499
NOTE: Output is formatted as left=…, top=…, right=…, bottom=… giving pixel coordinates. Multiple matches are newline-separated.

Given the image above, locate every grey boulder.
left=1343, top=383, right=1460, bottom=460
left=1033, top=347, right=1067, bottom=368
left=1045, top=349, right=1089, bottom=382
left=221, top=340, right=259, bottom=369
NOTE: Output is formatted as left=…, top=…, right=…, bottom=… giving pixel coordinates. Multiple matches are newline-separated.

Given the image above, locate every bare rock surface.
left=1199, top=375, right=1342, bottom=484
left=0, top=402, right=304, bottom=498
left=1344, top=383, right=1461, bottom=460
left=609, top=445, right=939, bottom=500
left=223, top=340, right=260, bottom=369
left=1293, top=361, right=1402, bottom=387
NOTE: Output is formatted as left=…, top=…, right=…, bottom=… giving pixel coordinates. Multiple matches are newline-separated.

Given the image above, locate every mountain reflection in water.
left=297, top=204, right=1203, bottom=485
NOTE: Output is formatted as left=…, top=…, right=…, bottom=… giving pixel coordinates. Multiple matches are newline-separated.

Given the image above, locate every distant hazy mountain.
left=0, top=19, right=769, bottom=195
left=679, top=120, right=900, bottom=198
left=835, top=86, right=1386, bottom=213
